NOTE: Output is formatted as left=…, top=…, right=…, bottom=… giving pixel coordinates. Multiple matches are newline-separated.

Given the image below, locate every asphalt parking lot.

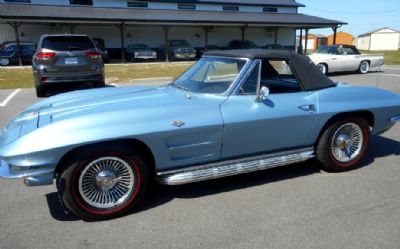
left=0, top=66, right=400, bottom=249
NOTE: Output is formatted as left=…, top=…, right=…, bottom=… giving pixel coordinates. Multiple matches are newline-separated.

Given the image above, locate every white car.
left=308, top=45, right=384, bottom=74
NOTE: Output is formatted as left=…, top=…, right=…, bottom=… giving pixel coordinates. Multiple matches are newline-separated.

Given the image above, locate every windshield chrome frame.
left=172, top=55, right=252, bottom=97
left=231, top=59, right=262, bottom=96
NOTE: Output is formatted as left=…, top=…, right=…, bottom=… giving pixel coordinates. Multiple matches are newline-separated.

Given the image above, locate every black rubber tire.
left=316, top=115, right=370, bottom=172
left=358, top=61, right=370, bottom=74
left=35, top=85, right=46, bottom=98
left=97, top=81, right=106, bottom=88
left=0, top=58, right=10, bottom=66
left=317, top=63, right=328, bottom=75
left=58, top=144, right=149, bottom=221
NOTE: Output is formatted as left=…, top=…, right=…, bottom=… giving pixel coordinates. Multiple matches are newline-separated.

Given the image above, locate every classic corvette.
left=1, top=49, right=399, bottom=220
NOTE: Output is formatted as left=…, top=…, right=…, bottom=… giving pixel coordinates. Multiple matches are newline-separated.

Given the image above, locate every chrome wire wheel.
left=330, top=122, right=364, bottom=163
left=78, top=157, right=135, bottom=209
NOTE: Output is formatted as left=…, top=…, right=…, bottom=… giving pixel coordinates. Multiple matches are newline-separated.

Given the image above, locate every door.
left=220, top=59, right=318, bottom=158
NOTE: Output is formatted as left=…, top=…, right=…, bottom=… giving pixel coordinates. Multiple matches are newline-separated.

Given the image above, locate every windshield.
left=172, top=57, right=247, bottom=94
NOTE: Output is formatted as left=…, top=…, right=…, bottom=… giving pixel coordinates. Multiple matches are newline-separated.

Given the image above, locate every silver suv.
left=33, top=34, right=105, bottom=97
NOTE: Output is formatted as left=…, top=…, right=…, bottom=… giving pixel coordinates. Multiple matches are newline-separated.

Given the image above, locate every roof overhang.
left=0, top=3, right=346, bottom=29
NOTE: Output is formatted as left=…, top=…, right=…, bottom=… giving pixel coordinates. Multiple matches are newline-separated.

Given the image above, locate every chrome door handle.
left=298, top=104, right=315, bottom=112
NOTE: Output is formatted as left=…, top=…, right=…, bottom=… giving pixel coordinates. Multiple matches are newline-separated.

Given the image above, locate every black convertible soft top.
left=204, top=49, right=336, bottom=91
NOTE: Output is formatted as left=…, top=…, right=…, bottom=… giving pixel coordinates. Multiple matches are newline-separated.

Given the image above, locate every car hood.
left=27, top=86, right=191, bottom=123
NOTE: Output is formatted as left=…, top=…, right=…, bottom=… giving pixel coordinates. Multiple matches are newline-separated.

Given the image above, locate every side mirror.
left=255, top=86, right=270, bottom=102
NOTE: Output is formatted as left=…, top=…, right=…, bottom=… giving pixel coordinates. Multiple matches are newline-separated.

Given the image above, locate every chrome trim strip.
left=390, top=115, right=400, bottom=123
left=0, top=159, right=54, bottom=180
left=157, top=147, right=315, bottom=185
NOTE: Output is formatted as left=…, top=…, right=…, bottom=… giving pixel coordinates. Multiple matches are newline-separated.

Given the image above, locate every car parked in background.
left=308, top=45, right=384, bottom=75
left=32, top=34, right=105, bottom=97
left=197, top=45, right=221, bottom=57
left=0, top=41, right=36, bottom=66
left=227, top=40, right=258, bottom=49
left=126, top=44, right=157, bottom=62
left=167, top=40, right=196, bottom=61
left=93, top=38, right=109, bottom=63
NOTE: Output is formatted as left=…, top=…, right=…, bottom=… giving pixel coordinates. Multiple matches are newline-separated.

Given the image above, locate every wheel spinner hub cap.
left=96, top=170, right=120, bottom=191
left=335, top=134, right=352, bottom=150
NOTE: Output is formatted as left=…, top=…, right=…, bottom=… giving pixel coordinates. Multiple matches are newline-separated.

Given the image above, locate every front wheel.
left=316, top=116, right=370, bottom=172
left=317, top=63, right=327, bottom=75
left=59, top=144, right=149, bottom=221
left=359, top=61, right=370, bottom=74
left=0, top=58, right=10, bottom=66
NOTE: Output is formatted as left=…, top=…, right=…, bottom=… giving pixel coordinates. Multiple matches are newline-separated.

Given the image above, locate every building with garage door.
left=357, top=27, right=400, bottom=51
left=0, top=0, right=346, bottom=65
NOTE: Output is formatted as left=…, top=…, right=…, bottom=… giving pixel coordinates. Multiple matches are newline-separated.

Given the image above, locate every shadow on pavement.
left=45, top=192, right=80, bottom=221
left=45, top=135, right=400, bottom=222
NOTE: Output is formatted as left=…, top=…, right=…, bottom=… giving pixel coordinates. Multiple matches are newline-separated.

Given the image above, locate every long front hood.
left=29, top=86, right=187, bottom=122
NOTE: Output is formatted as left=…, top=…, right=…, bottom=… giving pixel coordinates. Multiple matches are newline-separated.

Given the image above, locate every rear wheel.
left=35, top=85, right=47, bottom=98
left=316, top=116, right=370, bottom=172
left=359, top=61, right=370, bottom=74
left=59, top=144, right=149, bottom=221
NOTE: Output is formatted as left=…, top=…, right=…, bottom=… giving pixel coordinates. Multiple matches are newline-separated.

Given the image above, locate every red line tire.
left=316, top=115, right=370, bottom=172
left=59, top=144, right=149, bottom=221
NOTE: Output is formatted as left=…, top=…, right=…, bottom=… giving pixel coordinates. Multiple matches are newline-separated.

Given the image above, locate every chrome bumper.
left=0, top=159, right=54, bottom=186
left=390, top=115, right=400, bottom=123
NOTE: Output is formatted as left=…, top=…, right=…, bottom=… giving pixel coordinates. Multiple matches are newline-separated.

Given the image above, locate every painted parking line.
left=377, top=74, right=400, bottom=78
left=383, top=67, right=400, bottom=70
left=0, top=89, right=21, bottom=107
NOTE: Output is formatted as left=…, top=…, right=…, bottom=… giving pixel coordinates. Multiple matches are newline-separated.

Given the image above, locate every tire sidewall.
left=0, top=58, right=10, bottom=66
left=60, top=145, right=149, bottom=220
left=317, top=63, right=327, bottom=75
left=359, top=61, right=370, bottom=74
left=327, top=118, right=369, bottom=168
left=317, top=116, right=370, bottom=172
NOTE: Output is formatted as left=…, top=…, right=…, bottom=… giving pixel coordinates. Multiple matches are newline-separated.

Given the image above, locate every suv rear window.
left=42, top=36, right=95, bottom=51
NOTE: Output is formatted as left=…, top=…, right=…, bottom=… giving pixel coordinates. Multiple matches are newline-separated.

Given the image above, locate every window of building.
left=223, top=6, right=239, bottom=12
left=178, top=4, right=196, bottom=10
left=127, top=1, right=148, bottom=8
left=70, top=0, right=93, bottom=5
left=4, top=0, right=31, bottom=2
left=263, top=7, right=278, bottom=13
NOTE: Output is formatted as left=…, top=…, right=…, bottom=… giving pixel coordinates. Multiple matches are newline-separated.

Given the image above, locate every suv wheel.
left=36, top=85, right=47, bottom=98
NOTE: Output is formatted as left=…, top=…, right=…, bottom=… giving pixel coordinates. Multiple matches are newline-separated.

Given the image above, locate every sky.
left=298, top=0, right=400, bottom=36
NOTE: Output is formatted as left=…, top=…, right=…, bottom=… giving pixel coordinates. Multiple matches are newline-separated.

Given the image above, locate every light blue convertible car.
left=1, top=50, right=399, bottom=220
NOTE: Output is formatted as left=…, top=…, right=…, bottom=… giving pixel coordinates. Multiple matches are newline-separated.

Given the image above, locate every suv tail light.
left=86, top=52, right=102, bottom=60
left=36, top=52, right=56, bottom=60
